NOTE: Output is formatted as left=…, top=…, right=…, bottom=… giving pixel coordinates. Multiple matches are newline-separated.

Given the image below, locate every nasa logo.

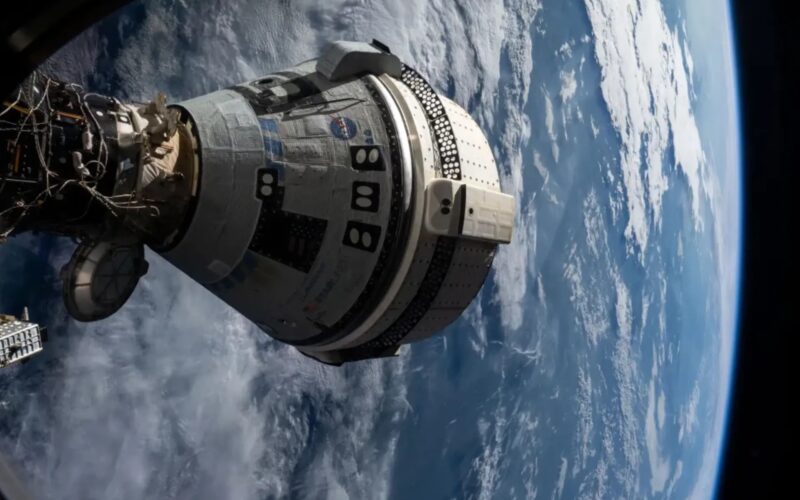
left=329, top=116, right=358, bottom=140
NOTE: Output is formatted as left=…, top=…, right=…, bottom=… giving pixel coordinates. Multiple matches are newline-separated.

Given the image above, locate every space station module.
left=0, top=41, right=514, bottom=365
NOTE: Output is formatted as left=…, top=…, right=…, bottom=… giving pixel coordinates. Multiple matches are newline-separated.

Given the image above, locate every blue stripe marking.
left=263, top=137, right=284, bottom=158
left=259, top=118, right=279, bottom=134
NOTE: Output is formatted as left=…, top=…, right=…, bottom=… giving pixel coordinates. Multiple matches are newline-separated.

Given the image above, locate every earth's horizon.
left=1, top=0, right=740, bottom=499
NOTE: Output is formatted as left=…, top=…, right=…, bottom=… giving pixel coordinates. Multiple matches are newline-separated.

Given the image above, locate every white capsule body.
left=161, top=42, right=514, bottom=364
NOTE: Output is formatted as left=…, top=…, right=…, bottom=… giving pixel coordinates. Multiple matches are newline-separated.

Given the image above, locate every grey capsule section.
left=299, top=64, right=514, bottom=364
left=153, top=41, right=514, bottom=364
left=163, top=90, right=264, bottom=284
left=237, top=76, right=409, bottom=345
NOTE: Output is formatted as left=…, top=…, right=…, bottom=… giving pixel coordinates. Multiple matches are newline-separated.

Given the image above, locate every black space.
left=718, top=1, right=790, bottom=497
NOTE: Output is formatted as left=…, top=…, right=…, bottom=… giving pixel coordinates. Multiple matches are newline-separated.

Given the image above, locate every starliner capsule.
left=0, top=41, right=514, bottom=366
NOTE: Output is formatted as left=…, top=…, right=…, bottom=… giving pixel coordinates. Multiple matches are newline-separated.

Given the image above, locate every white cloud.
left=2, top=251, right=411, bottom=499
left=583, top=189, right=606, bottom=259
left=533, top=150, right=561, bottom=206
left=543, top=89, right=560, bottom=163
left=666, top=459, right=684, bottom=498
left=645, top=349, right=672, bottom=495
left=494, top=195, right=537, bottom=331
left=584, top=0, right=709, bottom=256
left=536, top=272, right=547, bottom=310
left=557, top=41, right=573, bottom=59
left=465, top=299, right=488, bottom=358
left=514, top=410, right=541, bottom=500
left=490, top=0, right=543, bottom=331
left=678, top=381, right=700, bottom=444
left=559, top=69, right=578, bottom=104
left=470, top=411, right=508, bottom=500
left=683, top=37, right=695, bottom=81
left=573, top=365, right=594, bottom=475
left=563, top=244, right=610, bottom=346
left=554, top=457, right=568, bottom=500
left=608, top=268, right=642, bottom=495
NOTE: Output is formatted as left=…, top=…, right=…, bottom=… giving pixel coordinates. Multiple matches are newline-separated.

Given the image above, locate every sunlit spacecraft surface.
left=0, top=41, right=514, bottom=366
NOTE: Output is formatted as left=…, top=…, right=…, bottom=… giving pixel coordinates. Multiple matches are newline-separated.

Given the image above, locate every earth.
left=0, top=0, right=741, bottom=499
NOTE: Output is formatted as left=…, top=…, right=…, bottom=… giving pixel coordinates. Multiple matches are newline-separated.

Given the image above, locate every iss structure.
left=0, top=41, right=515, bottom=367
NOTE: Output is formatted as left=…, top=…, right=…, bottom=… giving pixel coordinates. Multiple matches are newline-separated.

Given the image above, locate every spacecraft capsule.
left=0, top=41, right=514, bottom=366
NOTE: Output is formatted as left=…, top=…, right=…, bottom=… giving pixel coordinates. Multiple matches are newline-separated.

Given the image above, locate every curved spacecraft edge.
left=0, top=40, right=515, bottom=366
